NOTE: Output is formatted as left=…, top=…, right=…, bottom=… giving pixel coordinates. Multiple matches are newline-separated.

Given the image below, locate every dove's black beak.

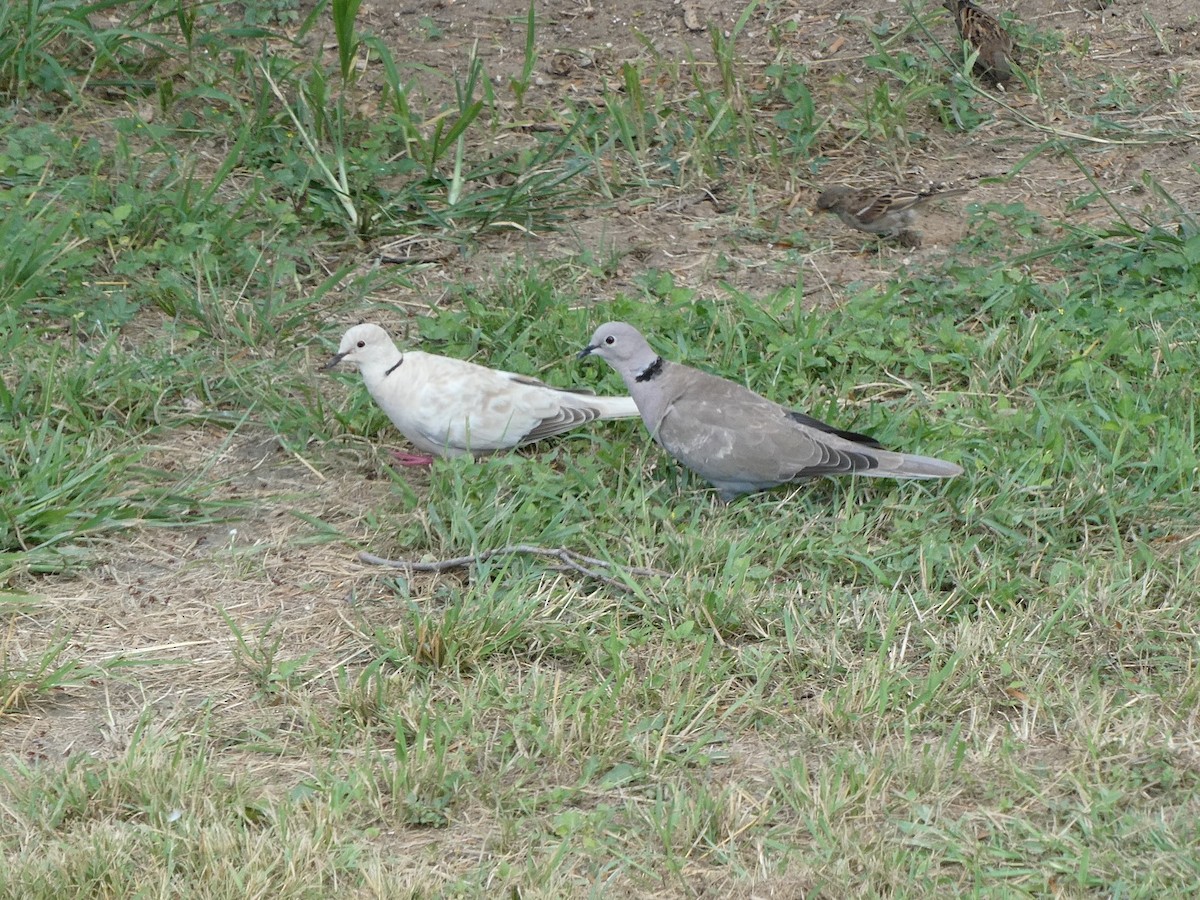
left=577, top=344, right=597, bottom=359
left=320, top=351, right=348, bottom=372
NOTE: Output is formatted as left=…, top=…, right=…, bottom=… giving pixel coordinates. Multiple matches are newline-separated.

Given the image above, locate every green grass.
left=2, top=0, right=1200, bottom=896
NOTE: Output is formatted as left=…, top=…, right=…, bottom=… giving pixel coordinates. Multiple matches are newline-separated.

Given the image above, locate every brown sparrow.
left=815, top=184, right=968, bottom=247
left=944, top=0, right=1015, bottom=85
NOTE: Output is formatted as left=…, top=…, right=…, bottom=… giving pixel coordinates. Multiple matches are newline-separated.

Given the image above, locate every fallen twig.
left=357, top=545, right=664, bottom=593
left=379, top=253, right=457, bottom=266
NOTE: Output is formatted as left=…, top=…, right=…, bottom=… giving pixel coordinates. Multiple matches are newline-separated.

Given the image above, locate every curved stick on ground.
left=358, top=545, right=664, bottom=593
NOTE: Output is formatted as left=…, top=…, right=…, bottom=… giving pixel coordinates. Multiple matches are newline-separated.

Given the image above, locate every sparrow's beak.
left=577, top=344, right=597, bottom=359
left=320, top=351, right=348, bottom=372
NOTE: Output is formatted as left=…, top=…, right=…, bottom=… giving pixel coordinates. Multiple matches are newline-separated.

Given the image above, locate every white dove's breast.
left=360, top=356, right=473, bottom=455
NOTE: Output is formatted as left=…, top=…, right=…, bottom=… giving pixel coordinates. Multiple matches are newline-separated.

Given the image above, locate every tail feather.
left=864, top=450, right=963, bottom=480
left=585, top=395, right=640, bottom=420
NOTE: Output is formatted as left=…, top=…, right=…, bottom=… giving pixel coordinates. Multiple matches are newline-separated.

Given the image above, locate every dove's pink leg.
left=390, top=450, right=435, bottom=467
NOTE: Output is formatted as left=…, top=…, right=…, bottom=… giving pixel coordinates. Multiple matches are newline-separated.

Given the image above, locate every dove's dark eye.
left=604, top=335, right=615, bottom=345
left=356, top=340, right=366, bottom=348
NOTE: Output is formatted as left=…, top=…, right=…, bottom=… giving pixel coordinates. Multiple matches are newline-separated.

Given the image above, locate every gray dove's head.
left=322, top=323, right=396, bottom=372
left=579, top=322, right=660, bottom=379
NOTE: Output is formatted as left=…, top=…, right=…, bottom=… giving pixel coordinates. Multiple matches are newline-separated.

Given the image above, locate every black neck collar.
left=635, top=357, right=664, bottom=383
left=385, top=354, right=404, bottom=377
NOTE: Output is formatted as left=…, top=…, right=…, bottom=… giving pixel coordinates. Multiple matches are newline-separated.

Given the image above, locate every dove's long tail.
left=864, top=450, right=964, bottom=480
left=506, top=372, right=641, bottom=422
left=579, top=394, right=640, bottom=420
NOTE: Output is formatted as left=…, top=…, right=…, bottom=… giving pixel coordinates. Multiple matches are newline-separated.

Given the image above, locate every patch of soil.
left=334, top=0, right=1200, bottom=310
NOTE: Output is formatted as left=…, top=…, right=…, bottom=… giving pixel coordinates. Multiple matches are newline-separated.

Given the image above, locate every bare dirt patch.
left=340, top=0, right=1200, bottom=306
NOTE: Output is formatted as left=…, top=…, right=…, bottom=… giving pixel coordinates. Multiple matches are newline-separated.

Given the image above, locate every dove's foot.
left=390, top=450, right=435, bottom=467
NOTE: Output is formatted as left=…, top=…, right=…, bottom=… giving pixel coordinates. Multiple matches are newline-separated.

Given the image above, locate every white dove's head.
left=322, top=323, right=397, bottom=372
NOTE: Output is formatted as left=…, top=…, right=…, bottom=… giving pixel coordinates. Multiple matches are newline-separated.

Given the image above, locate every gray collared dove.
left=324, top=323, right=639, bottom=465
left=579, top=322, right=963, bottom=500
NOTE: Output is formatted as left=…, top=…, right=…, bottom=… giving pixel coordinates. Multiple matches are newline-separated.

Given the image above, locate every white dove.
left=324, top=323, right=640, bottom=465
